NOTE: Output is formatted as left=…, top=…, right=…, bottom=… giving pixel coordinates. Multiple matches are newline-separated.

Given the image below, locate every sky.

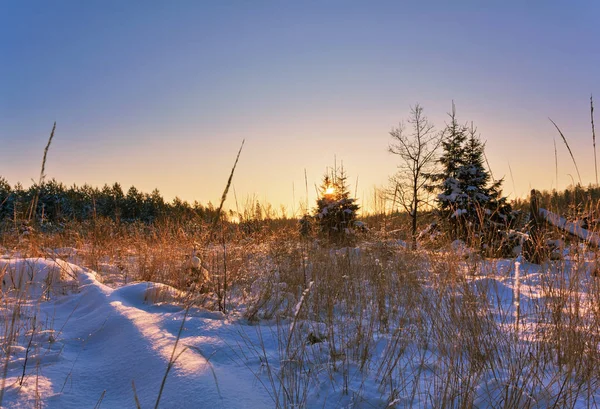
left=1, top=1, right=599, bottom=215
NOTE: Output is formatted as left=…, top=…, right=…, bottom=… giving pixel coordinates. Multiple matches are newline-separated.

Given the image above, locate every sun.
left=325, top=186, right=336, bottom=195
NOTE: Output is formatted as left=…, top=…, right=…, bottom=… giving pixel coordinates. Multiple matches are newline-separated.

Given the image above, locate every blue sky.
left=2, top=1, right=599, bottom=213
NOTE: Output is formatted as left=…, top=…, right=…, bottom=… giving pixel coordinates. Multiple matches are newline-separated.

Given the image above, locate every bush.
left=314, top=165, right=360, bottom=242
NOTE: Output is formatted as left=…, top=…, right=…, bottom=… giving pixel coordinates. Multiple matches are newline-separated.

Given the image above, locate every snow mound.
left=0, top=258, right=274, bottom=409
left=1, top=258, right=78, bottom=298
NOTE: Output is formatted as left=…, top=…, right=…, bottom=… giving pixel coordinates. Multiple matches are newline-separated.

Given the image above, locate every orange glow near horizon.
left=2, top=2, right=599, bottom=220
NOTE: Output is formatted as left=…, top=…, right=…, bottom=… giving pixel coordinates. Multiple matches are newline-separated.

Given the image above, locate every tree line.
left=0, top=178, right=222, bottom=225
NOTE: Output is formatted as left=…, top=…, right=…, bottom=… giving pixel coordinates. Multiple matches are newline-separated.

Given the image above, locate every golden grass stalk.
left=27, top=122, right=56, bottom=222
left=549, top=117, right=582, bottom=185
left=592, top=94, right=597, bottom=185
left=554, top=138, right=558, bottom=188
left=154, top=307, right=189, bottom=409
left=211, top=139, right=245, bottom=232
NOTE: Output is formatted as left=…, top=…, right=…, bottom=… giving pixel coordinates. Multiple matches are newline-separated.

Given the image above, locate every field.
left=4, top=1, right=599, bottom=407
left=2, top=220, right=600, bottom=409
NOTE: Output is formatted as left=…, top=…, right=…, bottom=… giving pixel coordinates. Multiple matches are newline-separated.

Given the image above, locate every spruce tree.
left=427, top=103, right=469, bottom=237
left=314, top=164, right=360, bottom=242
left=460, top=125, right=491, bottom=219
left=428, top=104, right=468, bottom=208
left=430, top=103, right=510, bottom=241
left=461, top=124, right=511, bottom=229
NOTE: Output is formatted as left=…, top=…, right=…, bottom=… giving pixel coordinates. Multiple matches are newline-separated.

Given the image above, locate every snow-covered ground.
left=0, top=258, right=276, bottom=408
left=2, top=250, right=600, bottom=408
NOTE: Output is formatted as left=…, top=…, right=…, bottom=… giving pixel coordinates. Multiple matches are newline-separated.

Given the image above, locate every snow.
left=0, top=258, right=273, bottom=409
left=539, top=208, right=600, bottom=247
left=451, top=208, right=467, bottom=218
left=2, top=252, right=600, bottom=408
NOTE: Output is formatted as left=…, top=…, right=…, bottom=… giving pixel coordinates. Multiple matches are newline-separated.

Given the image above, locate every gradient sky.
left=2, top=1, right=599, bottom=215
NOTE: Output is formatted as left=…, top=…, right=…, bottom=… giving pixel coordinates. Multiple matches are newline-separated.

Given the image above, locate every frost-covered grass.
left=2, top=222, right=600, bottom=408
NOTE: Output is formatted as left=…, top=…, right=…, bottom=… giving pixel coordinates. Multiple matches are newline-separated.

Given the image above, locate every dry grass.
left=3, top=194, right=600, bottom=408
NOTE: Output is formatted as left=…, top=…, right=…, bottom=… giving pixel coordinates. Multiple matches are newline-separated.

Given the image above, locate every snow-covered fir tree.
left=426, top=103, right=469, bottom=237
left=314, top=165, right=360, bottom=242
left=457, top=124, right=511, bottom=227
left=427, top=103, right=468, bottom=212
left=429, top=104, right=510, bottom=241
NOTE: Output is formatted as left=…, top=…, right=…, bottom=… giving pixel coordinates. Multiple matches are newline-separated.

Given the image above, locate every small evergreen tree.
left=426, top=103, right=469, bottom=238
left=429, top=103, right=511, bottom=242
left=314, top=164, right=360, bottom=242
left=457, top=125, right=510, bottom=229
left=428, top=105, right=468, bottom=201
left=298, top=214, right=312, bottom=237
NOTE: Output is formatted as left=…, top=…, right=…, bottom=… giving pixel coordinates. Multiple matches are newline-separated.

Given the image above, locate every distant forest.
left=0, top=177, right=222, bottom=224
left=517, top=184, right=600, bottom=220
left=2, top=176, right=600, bottom=226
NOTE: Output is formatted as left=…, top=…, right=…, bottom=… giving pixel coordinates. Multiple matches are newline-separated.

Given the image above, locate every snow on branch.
left=539, top=208, right=600, bottom=248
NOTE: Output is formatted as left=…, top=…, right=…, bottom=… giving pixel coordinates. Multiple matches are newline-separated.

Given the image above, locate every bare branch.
left=387, top=104, right=441, bottom=249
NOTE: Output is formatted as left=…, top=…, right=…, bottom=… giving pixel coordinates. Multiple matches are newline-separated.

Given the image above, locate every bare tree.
left=389, top=104, right=441, bottom=250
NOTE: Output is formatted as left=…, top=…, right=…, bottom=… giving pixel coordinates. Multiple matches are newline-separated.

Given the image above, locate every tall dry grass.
left=4, top=196, right=600, bottom=407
